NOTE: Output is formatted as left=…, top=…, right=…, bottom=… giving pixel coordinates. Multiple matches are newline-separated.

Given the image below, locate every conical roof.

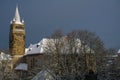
left=12, top=5, right=22, bottom=24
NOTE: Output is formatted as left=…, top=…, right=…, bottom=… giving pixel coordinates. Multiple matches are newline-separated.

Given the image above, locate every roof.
left=15, top=63, right=28, bottom=71
left=11, top=5, right=23, bottom=24
left=31, top=69, right=54, bottom=80
left=25, top=38, right=54, bottom=55
left=118, top=49, right=120, bottom=53
left=25, top=37, right=94, bottom=55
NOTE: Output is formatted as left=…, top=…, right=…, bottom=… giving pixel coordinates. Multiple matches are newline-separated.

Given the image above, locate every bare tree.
left=0, top=53, right=16, bottom=80
left=43, top=29, right=105, bottom=80
left=68, top=30, right=105, bottom=72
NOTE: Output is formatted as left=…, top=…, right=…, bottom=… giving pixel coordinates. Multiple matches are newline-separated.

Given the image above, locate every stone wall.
left=9, top=23, right=25, bottom=56
left=9, top=23, right=25, bottom=66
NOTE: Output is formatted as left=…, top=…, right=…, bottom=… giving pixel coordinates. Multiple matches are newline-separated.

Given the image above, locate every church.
left=9, top=5, right=45, bottom=79
left=9, top=5, right=96, bottom=79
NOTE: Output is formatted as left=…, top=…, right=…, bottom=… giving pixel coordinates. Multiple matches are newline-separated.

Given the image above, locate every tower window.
left=16, top=26, right=24, bottom=29
left=15, top=33, right=22, bottom=36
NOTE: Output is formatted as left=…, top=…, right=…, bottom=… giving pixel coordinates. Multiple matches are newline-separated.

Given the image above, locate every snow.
left=111, top=55, right=118, bottom=58
left=118, top=49, right=120, bottom=53
left=0, top=52, right=12, bottom=60
left=25, top=37, right=94, bottom=55
left=84, top=45, right=95, bottom=54
left=11, top=5, right=23, bottom=25
left=15, top=63, right=28, bottom=71
left=25, top=38, right=54, bottom=55
left=13, top=21, right=22, bottom=24
left=31, top=69, right=54, bottom=80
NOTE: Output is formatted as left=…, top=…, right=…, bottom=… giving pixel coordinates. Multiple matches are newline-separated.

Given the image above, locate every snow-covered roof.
left=31, top=69, right=54, bottom=80
left=0, top=52, right=12, bottom=60
left=15, top=63, right=28, bottom=71
left=25, top=37, right=94, bottom=55
left=25, top=38, right=49, bottom=55
left=111, top=55, right=118, bottom=58
left=11, top=5, right=23, bottom=24
left=118, top=49, right=120, bottom=53
left=25, top=38, right=60, bottom=55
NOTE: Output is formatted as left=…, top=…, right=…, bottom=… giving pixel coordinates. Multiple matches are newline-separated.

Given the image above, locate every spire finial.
left=12, top=5, right=22, bottom=24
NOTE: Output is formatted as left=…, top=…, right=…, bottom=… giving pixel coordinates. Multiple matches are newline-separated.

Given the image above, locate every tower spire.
left=12, top=5, right=22, bottom=24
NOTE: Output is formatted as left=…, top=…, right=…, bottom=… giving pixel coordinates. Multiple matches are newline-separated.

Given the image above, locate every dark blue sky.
left=0, top=0, right=120, bottom=49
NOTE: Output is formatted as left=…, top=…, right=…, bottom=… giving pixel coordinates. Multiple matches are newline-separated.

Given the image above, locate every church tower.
left=9, top=6, right=25, bottom=66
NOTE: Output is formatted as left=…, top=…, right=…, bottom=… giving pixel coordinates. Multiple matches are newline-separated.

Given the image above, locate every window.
left=16, top=26, right=24, bottom=29
left=29, top=48, right=32, bottom=51
left=36, top=44, right=40, bottom=48
left=15, top=33, right=22, bottom=36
